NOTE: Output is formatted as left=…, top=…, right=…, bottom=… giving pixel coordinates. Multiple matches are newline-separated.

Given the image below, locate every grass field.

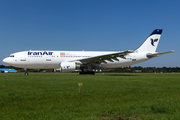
left=0, top=73, right=180, bottom=120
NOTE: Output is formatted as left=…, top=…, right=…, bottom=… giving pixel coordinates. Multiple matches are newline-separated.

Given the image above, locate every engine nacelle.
left=60, top=62, right=80, bottom=72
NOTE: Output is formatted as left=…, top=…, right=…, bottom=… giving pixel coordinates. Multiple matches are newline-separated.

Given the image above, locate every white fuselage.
left=3, top=51, right=149, bottom=69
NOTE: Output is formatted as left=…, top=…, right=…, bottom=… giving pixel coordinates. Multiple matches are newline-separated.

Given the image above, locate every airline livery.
left=0, top=68, right=17, bottom=73
left=3, top=29, right=175, bottom=75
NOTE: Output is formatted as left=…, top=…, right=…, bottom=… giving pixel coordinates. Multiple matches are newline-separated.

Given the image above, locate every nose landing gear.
left=24, top=68, right=28, bottom=75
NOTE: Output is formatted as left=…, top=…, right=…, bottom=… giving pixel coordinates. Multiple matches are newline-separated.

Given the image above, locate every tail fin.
left=136, top=29, right=163, bottom=52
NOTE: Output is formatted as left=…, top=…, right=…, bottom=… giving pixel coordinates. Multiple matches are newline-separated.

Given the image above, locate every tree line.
left=112, top=66, right=180, bottom=73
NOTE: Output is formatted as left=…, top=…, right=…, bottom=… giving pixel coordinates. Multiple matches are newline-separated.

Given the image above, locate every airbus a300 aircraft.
left=3, top=29, right=175, bottom=75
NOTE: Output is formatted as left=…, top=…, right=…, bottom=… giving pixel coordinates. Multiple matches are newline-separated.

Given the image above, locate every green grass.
left=0, top=73, right=180, bottom=120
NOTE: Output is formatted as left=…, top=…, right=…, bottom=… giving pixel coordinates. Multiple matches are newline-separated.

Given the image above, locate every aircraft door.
left=21, top=53, right=26, bottom=61
left=46, top=55, right=51, bottom=61
left=131, top=54, right=136, bottom=61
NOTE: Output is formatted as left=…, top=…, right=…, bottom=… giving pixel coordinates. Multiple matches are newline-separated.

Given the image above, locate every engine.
left=60, top=62, right=81, bottom=72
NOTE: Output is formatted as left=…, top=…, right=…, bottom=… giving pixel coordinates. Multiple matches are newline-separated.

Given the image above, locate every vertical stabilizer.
left=136, top=29, right=163, bottom=52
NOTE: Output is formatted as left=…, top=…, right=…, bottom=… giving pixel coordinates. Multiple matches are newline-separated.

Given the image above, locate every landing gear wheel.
left=24, top=68, right=28, bottom=75
left=25, top=72, right=28, bottom=75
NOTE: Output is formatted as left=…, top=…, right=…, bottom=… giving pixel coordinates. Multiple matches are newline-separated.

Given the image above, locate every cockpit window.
left=9, top=55, right=15, bottom=57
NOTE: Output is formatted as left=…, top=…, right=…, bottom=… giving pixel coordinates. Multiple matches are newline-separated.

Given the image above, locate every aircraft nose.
left=3, top=58, right=10, bottom=65
left=3, top=58, right=7, bottom=63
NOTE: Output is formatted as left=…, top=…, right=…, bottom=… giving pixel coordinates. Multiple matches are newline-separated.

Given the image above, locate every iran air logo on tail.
left=150, top=38, right=158, bottom=46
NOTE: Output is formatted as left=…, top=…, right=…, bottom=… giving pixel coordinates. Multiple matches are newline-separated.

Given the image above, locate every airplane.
left=2, top=29, right=175, bottom=75
left=0, top=68, right=17, bottom=73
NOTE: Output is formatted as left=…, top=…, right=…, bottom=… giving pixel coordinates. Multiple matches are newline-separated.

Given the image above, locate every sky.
left=0, top=0, right=179, bottom=67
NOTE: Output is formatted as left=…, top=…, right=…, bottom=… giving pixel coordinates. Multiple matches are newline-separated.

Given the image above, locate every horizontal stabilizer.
left=147, top=50, right=175, bottom=58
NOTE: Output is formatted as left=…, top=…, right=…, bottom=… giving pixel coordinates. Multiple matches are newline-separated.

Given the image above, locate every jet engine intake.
left=60, top=62, right=81, bottom=72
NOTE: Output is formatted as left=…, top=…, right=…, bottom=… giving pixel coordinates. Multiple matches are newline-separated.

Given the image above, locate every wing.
left=74, top=50, right=134, bottom=64
left=147, top=50, right=175, bottom=58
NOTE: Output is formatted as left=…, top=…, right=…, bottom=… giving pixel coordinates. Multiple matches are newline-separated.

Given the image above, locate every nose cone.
left=3, top=58, right=6, bottom=63
left=3, top=58, right=11, bottom=65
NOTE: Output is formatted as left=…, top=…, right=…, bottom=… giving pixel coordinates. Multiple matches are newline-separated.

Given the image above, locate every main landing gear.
left=79, top=65, right=95, bottom=75
left=79, top=71, right=95, bottom=75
